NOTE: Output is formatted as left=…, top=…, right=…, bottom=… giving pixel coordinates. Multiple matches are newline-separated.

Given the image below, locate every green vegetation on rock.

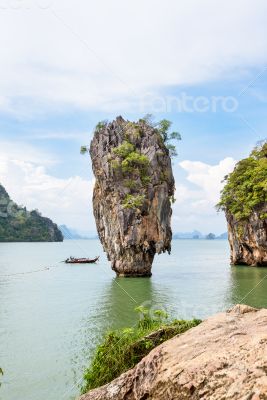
left=110, top=140, right=150, bottom=209
left=95, top=120, right=108, bottom=132
left=111, top=141, right=150, bottom=176
left=112, top=141, right=135, bottom=158
left=141, top=114, right=181, bottom=158
left=80, top=121, right=108, bottom=154
left=122, top=194, right=146, bottom=209
left=217, top=141, right=267, bottom=221
left=0, top=184, right=63, bottom=242
left=82, top=116, right=179, bottom=211
left=81, top=307, right=201, bottom=393
left=157, top=118, right=181, bottom=157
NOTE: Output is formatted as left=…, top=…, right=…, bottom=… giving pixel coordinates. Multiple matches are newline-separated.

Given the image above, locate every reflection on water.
left=1, top=239, right=267, bottom=400
left=101, top=277, right=169, bottom=329
left=229, top=266, right=267, bottom=308
left=78, top=277, right=169, bottom=369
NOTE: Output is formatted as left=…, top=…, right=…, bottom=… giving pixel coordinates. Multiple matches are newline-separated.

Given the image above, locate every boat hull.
left=65, top=257, right=99, bottom=264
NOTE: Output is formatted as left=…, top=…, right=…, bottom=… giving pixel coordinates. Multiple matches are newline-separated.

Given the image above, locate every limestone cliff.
left=218, top=142, right=267, bottom=266
left=80, top=305, right=267, bottom=400
left=0, top=183, right=63, bottom=242
left=226, top=206, right=267, bottom=265
left=89, top=117, right=175, bottom=276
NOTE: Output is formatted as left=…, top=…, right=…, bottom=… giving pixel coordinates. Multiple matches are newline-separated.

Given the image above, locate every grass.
left=81, top=307, right=201, bottom=393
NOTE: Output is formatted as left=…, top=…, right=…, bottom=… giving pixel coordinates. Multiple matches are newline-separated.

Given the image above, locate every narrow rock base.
left=112, top=249, right=154, bottom=277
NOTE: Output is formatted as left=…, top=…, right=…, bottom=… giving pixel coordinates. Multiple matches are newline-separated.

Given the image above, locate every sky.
left=0, top=0, right=266, bottom=235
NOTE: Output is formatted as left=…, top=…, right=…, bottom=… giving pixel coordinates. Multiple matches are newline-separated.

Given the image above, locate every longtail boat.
left=65, top=256, right=99, bottom=264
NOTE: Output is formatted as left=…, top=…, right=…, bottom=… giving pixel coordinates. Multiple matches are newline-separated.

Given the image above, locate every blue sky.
left=0, top=0, right=266, bottom=234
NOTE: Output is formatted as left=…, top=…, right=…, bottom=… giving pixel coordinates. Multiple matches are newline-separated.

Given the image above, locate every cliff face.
left=90, top=117, right=175, bottom=276
left=80, top=305, right=267, bottom=400
left=218, top=142, right=267, bottom=266
left=0, top=184, right=63, bottom=242
left=226, top=206, right=267, bottom=266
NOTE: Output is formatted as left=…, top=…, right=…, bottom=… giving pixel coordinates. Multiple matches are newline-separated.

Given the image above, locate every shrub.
left=80, top=146, right=88, bottom=155
left=112, top=141, right=135, bottom=158
left=140, top=175, right=151, bottom=186
left=140, top=115, right=181, bottom=158
left=126, top=152, right=149, bottom=167
left=95, top=120, right=108, bottom=132
left=121, top=152, right=149, bottom=174
left=122, top=194, right=145, bottom=209
left=124, top=179, right=138, bottom=190
left=166, top=143, right=178, bottom=158
left=110, top=141, right=150, bottom=186
left=170, top=195, right=176, bottom=204
left=110, top=160, right=121, bottom=170
left=81, top=308, right=201, bottom=393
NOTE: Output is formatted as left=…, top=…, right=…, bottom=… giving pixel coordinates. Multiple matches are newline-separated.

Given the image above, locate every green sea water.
left=0, top=239, right=267, bottom=400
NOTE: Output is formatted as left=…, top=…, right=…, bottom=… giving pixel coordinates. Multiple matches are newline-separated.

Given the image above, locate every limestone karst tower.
left=89, top=117, right=175, bottom=276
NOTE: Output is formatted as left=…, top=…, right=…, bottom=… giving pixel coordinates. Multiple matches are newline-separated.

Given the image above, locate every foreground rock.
left=80, top=305, right=267, bottom=399
left=227, top=207, right=267, bottom=266
left=90, top=117, right=175, bottom=276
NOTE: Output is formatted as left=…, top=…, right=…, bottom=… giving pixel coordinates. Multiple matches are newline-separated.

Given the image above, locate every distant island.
left=173, top=230, right=227, bottom=240
left=59, top=226, right=227, bottom=241
left=59, top=225, right=98, bottom=240
left=0, top=184, right=63, bottom=242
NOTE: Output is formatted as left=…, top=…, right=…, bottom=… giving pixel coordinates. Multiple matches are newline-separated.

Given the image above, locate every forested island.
left=0, top=184, right=63, bottom=242
left=218, top=141, right=267, bottom=265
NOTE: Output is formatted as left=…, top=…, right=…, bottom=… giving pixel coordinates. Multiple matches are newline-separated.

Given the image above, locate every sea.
left=1, top=239, right=267, bottom=400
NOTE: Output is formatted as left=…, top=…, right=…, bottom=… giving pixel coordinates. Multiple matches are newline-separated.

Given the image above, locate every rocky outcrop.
left=0, top=183, right=63, bottom=242
left=217, top=142, right=267, bottom=266
left=90, top=117, right=174, bottom=276
left=226, top=206, right=267, bottom=266
left=80, top=304, right=267, bottom=400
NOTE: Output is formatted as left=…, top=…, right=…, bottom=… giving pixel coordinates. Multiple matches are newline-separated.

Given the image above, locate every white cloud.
left=0, top=140, right=57, bottom=165
left=171, top=157, right=236, bottom=233
left=179, top=157, right=236, bottom=203
left=0, top=155, right=95, bottom=231
left=0, top=0, right=267, bottom=115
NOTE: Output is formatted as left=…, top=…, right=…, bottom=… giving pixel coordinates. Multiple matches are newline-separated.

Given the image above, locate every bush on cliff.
left=81, top=307, right=201, bottom=393
left=141, top=114, right=181, bottom=157
left=111, top=140, right=150, bottom=177
left=122, top=194, right=146, bottom=209
left=217, top=141, right=267, bottom=221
